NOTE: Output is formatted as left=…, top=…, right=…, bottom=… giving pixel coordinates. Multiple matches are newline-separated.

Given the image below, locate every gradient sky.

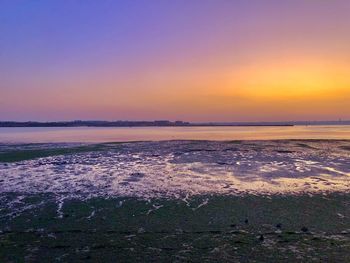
left=1, top=0, right=350, bottom=122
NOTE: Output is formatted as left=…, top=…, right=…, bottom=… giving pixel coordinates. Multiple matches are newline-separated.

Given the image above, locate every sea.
left=0, top=125, right=350, bottom=143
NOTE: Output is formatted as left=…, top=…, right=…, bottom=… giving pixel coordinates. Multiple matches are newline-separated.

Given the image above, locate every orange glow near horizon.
left=2, top=54, right=349, bottom=122
left=2, top=55, right=350, bottom=122
left=226, top=58, right=350, bottom=100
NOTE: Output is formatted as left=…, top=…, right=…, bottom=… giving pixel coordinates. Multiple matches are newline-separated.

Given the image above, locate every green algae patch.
left=0, top=144, right=110, bottom=163
left=1, top=193, right=350, bottom=262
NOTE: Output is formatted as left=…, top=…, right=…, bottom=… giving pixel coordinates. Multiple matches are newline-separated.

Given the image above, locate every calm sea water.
left=0, top=126, right=350, bottom=143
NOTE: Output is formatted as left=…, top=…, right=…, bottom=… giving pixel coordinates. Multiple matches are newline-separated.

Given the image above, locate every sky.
left=1, top=0, right=350, bottom=122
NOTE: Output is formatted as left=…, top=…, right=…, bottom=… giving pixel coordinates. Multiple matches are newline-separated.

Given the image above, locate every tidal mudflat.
left=0, top=140, right=349, bottom=262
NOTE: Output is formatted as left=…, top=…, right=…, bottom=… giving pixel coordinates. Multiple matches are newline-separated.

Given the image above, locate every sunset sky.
left=1, top=0, right=350, bottom=122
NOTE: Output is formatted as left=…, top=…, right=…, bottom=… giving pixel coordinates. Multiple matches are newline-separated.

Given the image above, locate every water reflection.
left=0, top=125, right=350, bottom=143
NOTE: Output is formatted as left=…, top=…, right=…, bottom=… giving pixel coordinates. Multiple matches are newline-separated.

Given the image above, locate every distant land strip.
left=0, top=120, right=349, bottom=127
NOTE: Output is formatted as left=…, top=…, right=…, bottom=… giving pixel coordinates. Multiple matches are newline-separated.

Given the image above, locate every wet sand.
left=0, top=140, right=349, bottom=262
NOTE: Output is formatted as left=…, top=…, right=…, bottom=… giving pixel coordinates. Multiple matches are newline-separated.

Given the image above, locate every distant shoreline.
left=0, top=122, right=293, bottom=128
left=1, top=121, right=347, bottom=128
left=1, top=120, right=350, bottom=127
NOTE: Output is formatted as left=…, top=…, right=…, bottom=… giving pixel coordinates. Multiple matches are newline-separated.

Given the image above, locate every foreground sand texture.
left=0, top=140, right=349, bottom=262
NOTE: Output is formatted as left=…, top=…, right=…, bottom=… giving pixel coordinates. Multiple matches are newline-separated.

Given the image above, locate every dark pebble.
left=301, top=226, right=308, bottom=232
left=244, top=219, right=249, bottom=224
left=276, top=223, right=282, bottom=229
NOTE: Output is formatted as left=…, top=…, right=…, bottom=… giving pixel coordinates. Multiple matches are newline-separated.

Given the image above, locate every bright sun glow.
left=228, top=58, right=350, bottom=100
